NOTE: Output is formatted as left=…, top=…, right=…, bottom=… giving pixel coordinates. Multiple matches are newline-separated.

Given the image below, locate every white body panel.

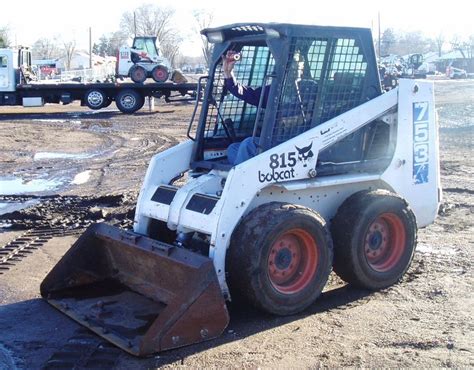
left=381, top=79, right=440, bottom=227
left=134, top=79, right=440, bottom=297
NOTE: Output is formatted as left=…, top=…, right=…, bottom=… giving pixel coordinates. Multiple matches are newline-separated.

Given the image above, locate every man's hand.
left=222, top=51, right=239, bottom=79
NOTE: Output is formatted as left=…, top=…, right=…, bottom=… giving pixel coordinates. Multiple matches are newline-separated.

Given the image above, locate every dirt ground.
left=0, top=80, right=472, bottom=369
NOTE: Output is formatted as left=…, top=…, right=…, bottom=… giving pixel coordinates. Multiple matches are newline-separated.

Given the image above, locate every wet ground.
left=0, top=80, right=473, bottom=368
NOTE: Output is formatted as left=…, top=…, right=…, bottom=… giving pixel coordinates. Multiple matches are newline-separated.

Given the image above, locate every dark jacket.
left=224, top=77, right=270, bottom=108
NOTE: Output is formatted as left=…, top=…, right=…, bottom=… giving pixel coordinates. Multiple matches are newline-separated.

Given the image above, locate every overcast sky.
left=1, top=0, right=471, bottom=56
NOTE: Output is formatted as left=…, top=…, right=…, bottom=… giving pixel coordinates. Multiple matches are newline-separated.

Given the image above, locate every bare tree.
left=380, top=28, right=397, bottom=55
left=63, top=39, right=76, bottom=70
left=396, top=31, right=429, bottom=55
left=0, top=26, right=10, bottom=48
left=108, top=30, right=129, bottom=55
left=193, top=9, right=214, bottom=67
left=434, top=33, right=445, bottom=57
left=120, top=4, right=182, bottom=65
left=160, top=33, right=182, bottom=67
left=31, top=38, right=61, bottom=60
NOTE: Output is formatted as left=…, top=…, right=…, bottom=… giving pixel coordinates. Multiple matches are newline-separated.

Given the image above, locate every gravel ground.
left=0, top=80, right=472, bottom=368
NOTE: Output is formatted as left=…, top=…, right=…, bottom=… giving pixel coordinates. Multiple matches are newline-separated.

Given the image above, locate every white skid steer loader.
left=41, top=23, right=441, bottom=356
left=116, top=36, right=171, bottom=83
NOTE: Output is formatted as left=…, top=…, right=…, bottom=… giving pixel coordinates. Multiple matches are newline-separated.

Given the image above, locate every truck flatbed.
left=5, top=80, right=198, bottom=113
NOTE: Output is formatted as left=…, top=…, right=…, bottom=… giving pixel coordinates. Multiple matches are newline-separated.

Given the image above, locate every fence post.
left=147, top=96, right=155, bottom=112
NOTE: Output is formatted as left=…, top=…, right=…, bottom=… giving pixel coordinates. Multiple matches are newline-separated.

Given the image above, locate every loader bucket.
left=40, top=223, right=229, bottom=356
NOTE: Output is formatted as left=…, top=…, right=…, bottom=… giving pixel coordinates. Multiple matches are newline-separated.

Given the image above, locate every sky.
left=1, top=0, right=472, bottom=56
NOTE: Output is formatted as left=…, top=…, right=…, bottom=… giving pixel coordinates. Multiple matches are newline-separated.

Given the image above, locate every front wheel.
left=115, top=90, right=144, bottom=114
left=331, top=189, right=417, bottom=290
left=151, top=65, right=169, bottom=83
left=84, top=89, right=107, bottom=110
left=228, top=202, right=333, bottom=316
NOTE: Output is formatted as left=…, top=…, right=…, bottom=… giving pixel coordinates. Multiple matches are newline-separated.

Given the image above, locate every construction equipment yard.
left=0, top=79, right=473, bottom=368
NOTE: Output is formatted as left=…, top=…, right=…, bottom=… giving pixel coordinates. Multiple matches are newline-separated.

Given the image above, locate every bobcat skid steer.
left=41, top=23, right=441, bottom=356
left=116, top=36, right=171, bottom=83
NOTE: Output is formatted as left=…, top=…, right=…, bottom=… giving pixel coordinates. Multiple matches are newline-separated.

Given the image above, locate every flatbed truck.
left=0, top=47, right=198, bottom=114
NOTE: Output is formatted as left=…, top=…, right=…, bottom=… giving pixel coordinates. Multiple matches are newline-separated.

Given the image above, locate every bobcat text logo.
left=295, top=142, right=314, bottom=167
left=257, top=142, right=314, bottom=183
left=258, top=151, right=297, bottom=183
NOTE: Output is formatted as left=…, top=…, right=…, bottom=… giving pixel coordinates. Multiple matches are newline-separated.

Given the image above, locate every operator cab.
left=130, top=36, right=160, bottom=63
left=189, top=23, right=393, bottom=176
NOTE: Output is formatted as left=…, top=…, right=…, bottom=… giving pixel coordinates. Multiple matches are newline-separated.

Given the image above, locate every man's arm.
left=224, top=77, right=267, bottom=107
left=222, top=51, right=269, bottom=108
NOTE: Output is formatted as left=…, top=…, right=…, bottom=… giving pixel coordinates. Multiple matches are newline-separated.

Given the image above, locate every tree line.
left=0, top=4, right=213, bottom=70
left=3, top=7, right=473, bottom=69
left=378, top=28, right=474, bottom=58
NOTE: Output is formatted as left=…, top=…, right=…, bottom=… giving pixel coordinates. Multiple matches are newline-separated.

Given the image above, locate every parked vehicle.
left=0, top=47, right=197, bottom=113
left=116, top=36, right=171, bottom=83
left=446, top=65, right=467, bottom=79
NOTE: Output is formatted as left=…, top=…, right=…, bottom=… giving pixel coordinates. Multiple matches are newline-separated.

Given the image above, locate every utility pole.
left=134, top=12, right=137, bottom=37
left=89, top=27, right=92, bottom=69
left=378, top=12, right=381, bottom=58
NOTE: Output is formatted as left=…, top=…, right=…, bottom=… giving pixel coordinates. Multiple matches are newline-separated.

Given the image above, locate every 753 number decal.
left=413, top=102, right=429, bottom=184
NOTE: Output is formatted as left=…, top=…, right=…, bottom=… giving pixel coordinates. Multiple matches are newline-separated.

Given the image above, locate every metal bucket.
left=41, top=223, right=229, bottom=356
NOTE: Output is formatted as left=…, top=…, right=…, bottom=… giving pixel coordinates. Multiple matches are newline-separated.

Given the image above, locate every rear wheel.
left=151, top=65, right=169, bottom=83
left=129, top=65, right=147, bottom=83
left=331, top=189, right=417, bottom=289
left=228, top=202, right=333, bottom=315
left=84, top=89, right=107, bottom=110
left=115, top=90, right=144, bottom=114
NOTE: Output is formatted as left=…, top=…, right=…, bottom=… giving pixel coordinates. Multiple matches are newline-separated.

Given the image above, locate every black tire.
left=129, top=65, right=147, bottom=83
left=115, top=90, right=144, bottom=114
left=331, top=189, right=417, bottom=290
left=228, top=202, right=333, bottom=316
left=151, top=65, right=169, bottom=83
left=102, top=98, right=112, bottom=108
left=84, top=89, right=107, bottom=110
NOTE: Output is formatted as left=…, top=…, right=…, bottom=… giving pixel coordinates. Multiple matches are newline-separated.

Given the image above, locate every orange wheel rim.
left=364, top=213, right=406, bottom=272
left=267, top=229, right=318, bottom=294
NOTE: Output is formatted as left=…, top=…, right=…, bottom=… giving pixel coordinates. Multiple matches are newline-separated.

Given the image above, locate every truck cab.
left=0, top=47, right=35, bottom=104
left=0, top=48, right=16, bottom=93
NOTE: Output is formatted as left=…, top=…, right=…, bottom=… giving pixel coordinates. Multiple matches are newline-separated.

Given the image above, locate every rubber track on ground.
left=0, top=227, right=82, bottom=275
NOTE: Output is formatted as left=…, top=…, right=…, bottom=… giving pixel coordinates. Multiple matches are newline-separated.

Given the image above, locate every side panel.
left=381, top=79, right=440, bottom=227
left=117, top=47, right=133, bottom=76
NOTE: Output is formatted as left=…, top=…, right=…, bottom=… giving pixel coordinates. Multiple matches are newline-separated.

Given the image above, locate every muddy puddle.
left=33, top=152, right=95, bottom=161
left=0, top=176, right=64, bottom=195
left=0, top=200, right=40, bottom=216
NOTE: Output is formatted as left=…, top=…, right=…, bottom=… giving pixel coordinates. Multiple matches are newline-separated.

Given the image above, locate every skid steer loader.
left=116, top=36, right=171, bottom=83
left=41, top=23, right=441, bottom=356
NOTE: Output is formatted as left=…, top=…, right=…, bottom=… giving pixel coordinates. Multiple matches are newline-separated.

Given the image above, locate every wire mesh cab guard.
left=194, top=23, right=385, bottom=173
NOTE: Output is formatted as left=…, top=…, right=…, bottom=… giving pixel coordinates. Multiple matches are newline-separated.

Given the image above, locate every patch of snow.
left=71, top=170, right=92, bottom=185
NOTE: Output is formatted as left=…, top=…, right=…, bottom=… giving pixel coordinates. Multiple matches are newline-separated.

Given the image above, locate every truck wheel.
left=130, top=65, right=147, bottom=83
left=84, top=89, right=107, bottom=110
left=228, top=202, right=333, bottom=316
left=331, top=189, right=417, bottom=290
left=115, top=90, right=144, bottom=114
left=151, top=65, right=169, bottom=83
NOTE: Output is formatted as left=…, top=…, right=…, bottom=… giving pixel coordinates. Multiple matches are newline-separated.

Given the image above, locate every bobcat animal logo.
left=295, top=142, right=314, bottom=167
